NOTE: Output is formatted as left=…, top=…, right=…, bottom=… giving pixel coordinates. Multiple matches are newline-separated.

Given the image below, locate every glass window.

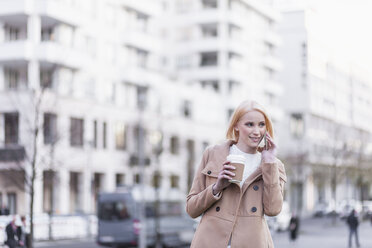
left=70, top=118, right=84, bottom=147
left=170, top=136, right=180, bottom=154
left=40, top=70, right=54, bottom=89
left=4, top=68, right=19, bottom=89
left=103, top=122, right=107, bottom=149
left=290, top=113, right=304, bottom=138
left=98, top=201, right=132, bottom=221
left=93, top=120, right=97, bottom=148
left=7, top=193, right=17, bottom=215
left=5, top=113, right=19, bottom=145
left=200, top=52, right=218, bottom=66
left=115, top=122, right=126, bottom=150
left=43, top=113, right=57, bottom=145
left=170, top=175, right=179, bottom=188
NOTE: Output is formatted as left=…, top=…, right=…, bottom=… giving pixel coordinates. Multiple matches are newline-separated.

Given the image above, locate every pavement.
left=32, top=217, right=372, bottom=248
left=273, top=217, right=372, bottom=248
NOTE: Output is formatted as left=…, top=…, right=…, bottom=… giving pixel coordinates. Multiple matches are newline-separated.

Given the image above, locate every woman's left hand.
left=261, top=132, right=277, bottom=163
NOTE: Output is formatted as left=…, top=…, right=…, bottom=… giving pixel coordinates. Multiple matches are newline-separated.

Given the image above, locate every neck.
left=235, top=142, right=257, bottom=154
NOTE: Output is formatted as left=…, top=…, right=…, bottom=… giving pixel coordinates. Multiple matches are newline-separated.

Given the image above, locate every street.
left=34, top=218, right=372, bottom=248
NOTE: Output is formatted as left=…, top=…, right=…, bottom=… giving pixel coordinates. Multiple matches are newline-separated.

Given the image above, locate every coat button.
left=253, top=185, right=259, bottom=191
left=216, top=206, right=220, bottom=212
left=207, top=171, right=211, bottom=175
left=251, top=207, right=257, bottom=213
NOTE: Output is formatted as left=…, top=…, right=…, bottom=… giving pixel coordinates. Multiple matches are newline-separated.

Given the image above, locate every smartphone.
left=258, top=132, right=267, bottom=150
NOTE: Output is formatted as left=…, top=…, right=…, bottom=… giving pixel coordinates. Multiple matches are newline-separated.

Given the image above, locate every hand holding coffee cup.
left=212, top=162, right=236, bottom=195
left=226, top=154, right=245, bottom=185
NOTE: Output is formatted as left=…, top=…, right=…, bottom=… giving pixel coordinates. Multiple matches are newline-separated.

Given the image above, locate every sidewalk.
left=273, top=217, right=372, bottom=248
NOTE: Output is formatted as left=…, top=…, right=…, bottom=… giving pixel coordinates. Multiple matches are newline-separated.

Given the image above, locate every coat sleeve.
left=262, top=159, right=287, bottom=216
left=186, top=148, right=222, bottom=218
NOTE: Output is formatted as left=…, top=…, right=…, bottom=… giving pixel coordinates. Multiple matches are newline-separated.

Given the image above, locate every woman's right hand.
left=212, top=161, right=236, bottom=195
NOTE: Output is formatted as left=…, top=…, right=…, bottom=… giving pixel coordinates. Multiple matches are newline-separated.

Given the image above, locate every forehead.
left=239, top=110, right=265, bottom=122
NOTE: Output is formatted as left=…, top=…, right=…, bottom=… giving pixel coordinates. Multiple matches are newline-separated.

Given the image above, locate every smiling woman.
left=186, top=100, right=287, bottom=248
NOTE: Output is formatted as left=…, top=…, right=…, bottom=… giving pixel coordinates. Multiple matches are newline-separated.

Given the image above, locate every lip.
left=250, top=137, right=261, bottom=143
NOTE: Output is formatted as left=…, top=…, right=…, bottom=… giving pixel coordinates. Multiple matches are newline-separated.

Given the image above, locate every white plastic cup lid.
left=226, top=154, right=245, bottom=164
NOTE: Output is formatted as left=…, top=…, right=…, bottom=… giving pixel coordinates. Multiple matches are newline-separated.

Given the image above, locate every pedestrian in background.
left=186, top=100, right=287, bottom=248
left=17, top=216, right=29, bottom=247
left=5, top=216, right=20, bottom=248
left=347, top=209, right=360, bottom=248
left=289, top=213, right=299, bottom=242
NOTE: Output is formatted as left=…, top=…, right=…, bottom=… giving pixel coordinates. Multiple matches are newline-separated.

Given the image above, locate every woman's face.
left=235, top=110, right=266, bottom=153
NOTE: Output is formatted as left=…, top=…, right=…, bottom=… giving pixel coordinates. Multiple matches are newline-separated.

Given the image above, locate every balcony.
left=121, top=30, right=161, bottom=53
left=36, top=0, right=82, bottom=27
left=36, top=42, right=89, bottom=69
left=0, top=41, right=31, bottom=64
left=0, top=0, right=30, bottom=17
left=0, top=145, right=25, bottom=162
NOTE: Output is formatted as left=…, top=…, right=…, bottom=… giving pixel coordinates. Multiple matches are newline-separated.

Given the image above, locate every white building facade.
left=275, top=5, right=372, bottom=216
left=0, top=0, right=283, bottom=221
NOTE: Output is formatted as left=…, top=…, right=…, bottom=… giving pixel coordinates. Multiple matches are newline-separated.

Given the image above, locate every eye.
left=259, top=122, right=266, bottom=127
left=245, top=122, right=254, bottom=127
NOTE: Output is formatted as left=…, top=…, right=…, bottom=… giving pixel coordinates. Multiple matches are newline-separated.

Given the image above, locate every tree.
left=2, top=88, right=61, bottom=248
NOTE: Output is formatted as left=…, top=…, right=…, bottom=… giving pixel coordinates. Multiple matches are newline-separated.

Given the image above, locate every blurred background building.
left=0, top=0, right=283, bottom=221
left=0, top=0, right=371, bottom=239
left=274, top=0, right=372, bottom=216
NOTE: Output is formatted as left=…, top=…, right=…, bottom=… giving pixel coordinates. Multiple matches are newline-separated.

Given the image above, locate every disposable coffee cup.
left=227, top=154, right=245, bottom=184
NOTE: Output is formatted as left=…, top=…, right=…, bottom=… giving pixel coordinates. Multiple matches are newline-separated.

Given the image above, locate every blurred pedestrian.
left=5, top=216, right=20, bottom=248
left=186, top=100, right=287, bottom=248
left=17, top=216, right=29, bottom=247
left=346, top=209, right=360, bottom=248
left=289, top=213, right=300, bottom=242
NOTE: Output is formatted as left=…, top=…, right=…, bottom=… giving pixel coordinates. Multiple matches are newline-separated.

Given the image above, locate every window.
left=134, top=173, right=140, bottom=184
left=170, top=175, right=179, bottom=188
left=5, top=113, right=19, bottom=145
left=116, top=174, right=125, bottom=187
left=103, top=122, right=107, bottom=149
left=98, top=201, right=132, bottom=221
left=41, top=27, right=55, bottom=41
left=152, top=172, right=161, bottom=188
left=4, top=68, right=19, bottom=89
left=290, top=113, right=304, bottom=138
left=170, top=136, right=180, bottom=154
left=200, top=52, right=218, bottom=66
left=201, top=23, right=218, bottom=37
left=40, top=70, right=54, bottom=89
left=182, top=100, right=192, bottom=118
left=202, top=0, right=217, bottom=8
left=7, top=193, right=17, bottom=215
left=70, top=118, right=84, bottom=147
left=227, top=109, right=234, bottom=122
left=201, top=80, right=219, bottom=92
left=43, top=113, right=57, bottom=145
left=137, top=86, right=148, bottom=109
left=115, top=122, right=127, bottom=150
left=5, top=25, right=19, bottom=41
left=93, top=120, right=97, bottom=148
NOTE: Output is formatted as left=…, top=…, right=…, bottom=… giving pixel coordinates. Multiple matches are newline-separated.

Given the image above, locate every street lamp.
left=149, top=130, right=163, bottom=248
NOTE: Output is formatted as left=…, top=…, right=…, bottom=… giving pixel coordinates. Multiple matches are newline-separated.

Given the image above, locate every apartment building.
left=163, top=0, right=284, bottom=124
left=0, top=0, right=283, bottom=218
left=275, top=4, right=372, bottom=215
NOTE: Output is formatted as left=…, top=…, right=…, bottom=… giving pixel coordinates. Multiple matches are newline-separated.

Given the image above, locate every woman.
left=186, top=100, right=286, bottom=248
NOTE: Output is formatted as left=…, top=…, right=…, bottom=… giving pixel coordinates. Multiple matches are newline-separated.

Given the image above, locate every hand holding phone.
left=257, top=131, right=267, bottom=150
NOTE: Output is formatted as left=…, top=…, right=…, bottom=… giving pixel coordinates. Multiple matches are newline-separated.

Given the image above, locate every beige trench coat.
left=186, top=140, right=287, bottom=248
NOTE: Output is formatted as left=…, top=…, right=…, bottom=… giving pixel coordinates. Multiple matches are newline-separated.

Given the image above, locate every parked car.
left=361, top=201, right=372, bottom=220
left=266, top=201, right=291, bottom=232
left=337, top=199, right=362, bottom=219
left=97, top=187, right=195, bottom=248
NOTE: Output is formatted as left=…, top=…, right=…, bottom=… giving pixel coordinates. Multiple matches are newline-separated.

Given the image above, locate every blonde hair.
left=226, top=100, right=274, bottom=142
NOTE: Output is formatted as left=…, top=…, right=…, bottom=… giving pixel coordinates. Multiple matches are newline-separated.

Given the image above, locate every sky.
left=319, top=0, right=372, bottom=65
